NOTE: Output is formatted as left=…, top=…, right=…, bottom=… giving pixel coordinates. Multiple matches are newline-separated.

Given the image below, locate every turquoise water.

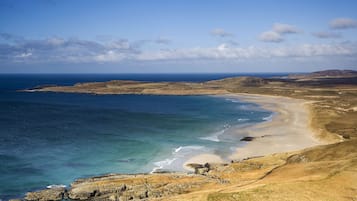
left=0, top=74, right=275, bottom=200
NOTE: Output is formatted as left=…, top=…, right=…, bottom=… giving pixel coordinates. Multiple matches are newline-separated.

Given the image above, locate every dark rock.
left=240, top=136, right=255, bottom=141
left=186, top=163, right=204, bottom=170
left=342, top=134, right=350, bottom=139
left=204, top=163, right=228, bottom=170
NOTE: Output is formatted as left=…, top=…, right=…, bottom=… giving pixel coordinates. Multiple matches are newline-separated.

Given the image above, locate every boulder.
left=240, top=136, right=255, bottom=141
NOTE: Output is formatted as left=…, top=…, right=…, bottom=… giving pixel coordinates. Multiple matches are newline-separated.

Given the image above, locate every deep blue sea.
left=0, top=73, right=285, bottom=200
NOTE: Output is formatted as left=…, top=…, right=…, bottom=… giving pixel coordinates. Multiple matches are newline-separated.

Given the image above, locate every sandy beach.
left=185, top=93, right=322, bottom=169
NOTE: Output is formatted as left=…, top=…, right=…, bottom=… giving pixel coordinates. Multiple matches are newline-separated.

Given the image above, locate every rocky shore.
left=14, top=139, right=357, bottom=201
left=21, top=163, right=228, bottom=201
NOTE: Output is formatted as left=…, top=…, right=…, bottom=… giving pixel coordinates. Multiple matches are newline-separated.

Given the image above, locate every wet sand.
left=185, top=93, right=321, bottom=169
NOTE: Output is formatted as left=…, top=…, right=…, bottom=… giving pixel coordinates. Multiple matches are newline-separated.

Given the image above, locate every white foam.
left=238, top=104, right=262, bottom=111
left=200, top=135, right=220, bottom=142
left=225, top=98, right=240, bottom=103
left=150, top=167, right=161, bottom=174
left=173, top=145, right=204, bottom=155
left=262, top=114, right=273, bottom=121
left=151, top=145, right=205, bottom=173
left=154, top=158, right=177, bottom=167
left=238, top=118, right=249, bottom=122
left=151, top=158, right=178, bottom=173
left=199, top=124, right=230, bottom=142
left=46, top=184, right=66, bottom=189
left=174, top=146, right=183, bottom=153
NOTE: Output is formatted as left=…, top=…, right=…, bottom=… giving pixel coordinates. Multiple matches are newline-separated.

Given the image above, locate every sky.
left=1, top=0, right=357, bottom=73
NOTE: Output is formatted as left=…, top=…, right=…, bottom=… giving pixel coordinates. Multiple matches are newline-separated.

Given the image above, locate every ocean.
left=0, top=73, right=284, bottom=200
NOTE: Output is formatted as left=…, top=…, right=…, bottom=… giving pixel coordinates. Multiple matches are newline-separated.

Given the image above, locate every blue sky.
left=1, top=0, right=357, bottom=73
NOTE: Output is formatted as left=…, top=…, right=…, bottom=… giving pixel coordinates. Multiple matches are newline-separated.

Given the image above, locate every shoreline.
left=12, top=72, right=356, bottom=200
left=184, top=93, right=322, bottom=169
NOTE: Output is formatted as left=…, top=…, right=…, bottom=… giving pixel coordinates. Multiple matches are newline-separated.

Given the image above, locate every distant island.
left=20, top=70, right=357, bottom=201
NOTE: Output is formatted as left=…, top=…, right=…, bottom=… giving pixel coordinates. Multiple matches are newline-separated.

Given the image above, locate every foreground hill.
left=19, top=70, right=357, bottom=201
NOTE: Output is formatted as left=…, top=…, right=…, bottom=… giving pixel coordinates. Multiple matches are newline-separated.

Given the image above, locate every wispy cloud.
left=259, top=31, right=283, bottom=43
left=312, top=31, right=342, bottom=39
left=211, top=28, right=234, bottom=37
left=155, top=37, right=171, bottom=45
left=273, top=23, right=301, bottom=34
left=259, top=23, right=301, bottom=43
left=330, top=18, right=357, bottom=29
left=15, top=52, right=32, bottom=58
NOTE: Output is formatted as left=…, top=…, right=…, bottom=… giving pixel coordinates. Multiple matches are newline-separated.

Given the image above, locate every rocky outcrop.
left=66, top=173, right=214, bottom=201
left=186, top=162, right=229, bottom=176
left=24, top=187, right=67, bottom=201
left=19, top=164, right=230, bottom=201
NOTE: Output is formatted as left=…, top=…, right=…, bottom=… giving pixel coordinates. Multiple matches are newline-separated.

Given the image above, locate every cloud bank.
left=137, top=42, right=357, bottom=61
left=1, top=33, right=356, bottom=64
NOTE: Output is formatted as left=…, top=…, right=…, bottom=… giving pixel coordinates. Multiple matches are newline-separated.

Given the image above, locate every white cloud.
left=259, top=31, right=283, bottom=43
left=136, top=42, right=357, bottom=61
left=312, top=31, right=341, bottom=39
left=15, top=52, right=32, bottom=58
left=330, top=18, right=357, bottom=29
left=259, top=23, right=301, bottom=43
left=95, top=50, right=126, bottom=62
left=1, top=33, right=356, bottom=64
left=136, top=45, right=258, bottom=61
left=273, top=23, right=300, bottom=34
left=211, top=28, right=234, bottom=37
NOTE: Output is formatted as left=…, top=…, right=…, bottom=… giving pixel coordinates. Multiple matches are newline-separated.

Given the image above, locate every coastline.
left=12, top=72, right=357, bottom=201
left=184, top=93, right=322, bottom=169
